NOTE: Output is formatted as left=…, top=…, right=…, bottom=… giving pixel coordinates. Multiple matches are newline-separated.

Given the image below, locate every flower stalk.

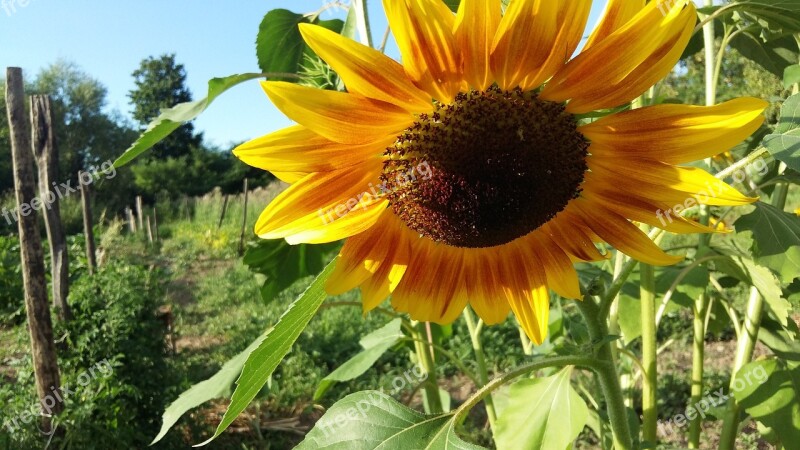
left=463, top=308, right=498, bottom=431
left=639, top=263, right=658, bottom=443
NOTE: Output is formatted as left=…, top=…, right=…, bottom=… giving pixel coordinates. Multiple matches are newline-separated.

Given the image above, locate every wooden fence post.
left=6, top=67, right=63, bottom=433
left=238, top=178, right=249, bottom=256
left=217, top=194, right=229, bottom=230
left=146, top=215, right=154, bottom=244
left=153, top=207, right=159, bottom=243
left=126, top=207, right=136, bottom=234
left=31, top=95, right=71, bottom=322
left=79, top=174, right=97, bottom=275
left=136, top=195, right=144, bottom=234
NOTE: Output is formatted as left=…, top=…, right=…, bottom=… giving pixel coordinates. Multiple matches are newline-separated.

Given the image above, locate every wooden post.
left=152, top=207, right=159, bottom=242
left=146, top=215, right=154, bottom=244
left=126, top=207, right=136, bottom=233
left=6, top=67, right=63, bottom=433
left=135, top=196, right=144, bottom=233
left=217, top=194, right=229, bottom=230
left=238, top=178, right=249, bottom=256
left=79, top=174, right=97, bottom=275
left=31, top=95, right=71, bottom=322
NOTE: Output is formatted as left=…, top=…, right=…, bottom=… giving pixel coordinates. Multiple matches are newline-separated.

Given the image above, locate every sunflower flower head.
left=235, top=0, right=767, bottom=344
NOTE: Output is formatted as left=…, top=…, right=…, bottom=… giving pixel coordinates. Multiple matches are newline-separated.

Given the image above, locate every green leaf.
left=198, top=259, right=337, bottom=446
left=494, top=367, right=589, bottom=450
left=785, top=64, right=800, bottom=89
left=314, top=319, right=404, bottom=400
left=114, top=73, right=265, bottom=167
left=733, top=359, right=800, bottom=446
left=243, top=240, right=340, bottom=302
left=256, top=10, right=310, bottom=81
left=442, top=0, right=461, bottom=12
left=764, top=94, right=800, bottom=172
left=730, top=32, right=800, bottom=78
left=712, top=242, right=792, bottom=327
left=736, top=201, right=800, bottom=282
left=151, top=333, right=268, bottom=444
left=296, top=391, right=483, bottom=449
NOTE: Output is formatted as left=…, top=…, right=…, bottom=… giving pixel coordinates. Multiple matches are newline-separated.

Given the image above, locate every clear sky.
left=0, top=1, right=611, bottom=152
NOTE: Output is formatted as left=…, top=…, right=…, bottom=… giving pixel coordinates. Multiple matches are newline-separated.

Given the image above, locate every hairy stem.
left=640, top=264, right=658, bottom=444
left=463, top=308, right=497, bottom=431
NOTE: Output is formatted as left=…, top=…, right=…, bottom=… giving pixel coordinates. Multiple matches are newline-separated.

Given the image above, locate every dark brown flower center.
left=381, top=87, right=589, bottom=249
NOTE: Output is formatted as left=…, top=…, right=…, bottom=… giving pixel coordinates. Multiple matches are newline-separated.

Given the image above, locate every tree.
left=128, top=54, right=201, bottom=159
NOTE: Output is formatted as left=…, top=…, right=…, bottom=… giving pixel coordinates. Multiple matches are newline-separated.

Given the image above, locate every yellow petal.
left=501, top=242, right=550, bottom=345
left=453, top=0, right=501, bottom=90
left=326, top=209, right=395, bottom=295
left=572, top=199, right=684, bottom=266
left=360, top=235, right=412, bottom=313
left=542, top=0, right=695, bottom=113
left=383, top=0, right=460, bottom=101
left=580, top=98, right=768, bottom=164
left=261, top=81, right=412, bottom=145
left=589, top=156, right=757, bottom=206
left=235, top=125, right=392, bottom=173
left=523, top=0, right=592, bottom=91
left=581, top=187, right=719, bottom=235
left=298, top=24, right=432, bottom=112
left=464, top=249, right=511, bottom=325
left=528, top=234, right=581, bottom=300
left=272, top=171, right=307, bottom=184
left=540, top=209, right=607, bottom=262
left=583, top=0, right=646, bottom=51
left=490, top=0, right=559, bottom=91
left=392, top=240, right=469, bottom=324
left=254, top=161, right=388, bottom=244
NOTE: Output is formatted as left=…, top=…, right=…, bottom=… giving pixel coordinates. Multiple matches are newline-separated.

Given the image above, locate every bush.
left=0, top=263, right=180, bottom=449
left=0, top=236, right=24, bottom=325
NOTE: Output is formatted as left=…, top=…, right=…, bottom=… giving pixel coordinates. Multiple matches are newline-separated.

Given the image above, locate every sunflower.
left=235, top=0, right=767, bottom=344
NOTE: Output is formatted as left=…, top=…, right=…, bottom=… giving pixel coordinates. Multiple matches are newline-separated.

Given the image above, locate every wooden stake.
left=135, top=195, right=144, bottom=233
left=146, top=215, right=154, bottom=244
left=6, top=67, right=63, bottom=433
left=239, top=178, right=249, bottom=256
left=217, top=194, right=229, bottom=230
left=153, top=207, right=159, bottom=242
left=79, top=174, right=97, bottom=275
left=31, top=95, right=71, bottom=322
left=126, top=207, right=136, bottom=234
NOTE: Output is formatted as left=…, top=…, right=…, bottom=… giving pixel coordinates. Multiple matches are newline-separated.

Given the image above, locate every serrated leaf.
left=736, top=201, right=800, bottom=282
left=197, top=259, right=337, bottom=446
left=733, top=359, right=800, bottom=446
left=494, top=367, right=589, bottom=450
left=314, top=319, right=404, bottom=400
left=151, top=333, right=268, bottom=444
left=114, top=73, right=265, bottom=167
left=296, top=391, right=483, bottom=450
left=256, top=10, right=309, bottom=81
left=785, top=64, right=800, bottom=89
left=730, top=32, right=799, bottom=77
left=243, top=239, right=340, bottom=302
left=764, top=94, right=800, bottom=173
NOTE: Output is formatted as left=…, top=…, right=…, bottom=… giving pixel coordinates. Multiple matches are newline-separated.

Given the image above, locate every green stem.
left=463, top=308, right=497, bottom=431
left=703, top=0, right=717, bottom=107
left=576, top=298, right=634, bottom=450
left=718, top=287, right=764, bottom=449
left=720, top=157, right=790, bottom=448
left=640, top=264, right=658, bottom=444
left=352, top=0, right=373, bottom=48
left=688, top=293, right=708, bottom=448
left=412, top=322, right=443, bottom=414
left=401, top=337, right=480, bottom=385
left=452, top=355, right=606, bottom=426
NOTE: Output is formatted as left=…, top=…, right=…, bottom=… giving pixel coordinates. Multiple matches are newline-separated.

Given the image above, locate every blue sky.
left=0, top=1, right=609, bottom=151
